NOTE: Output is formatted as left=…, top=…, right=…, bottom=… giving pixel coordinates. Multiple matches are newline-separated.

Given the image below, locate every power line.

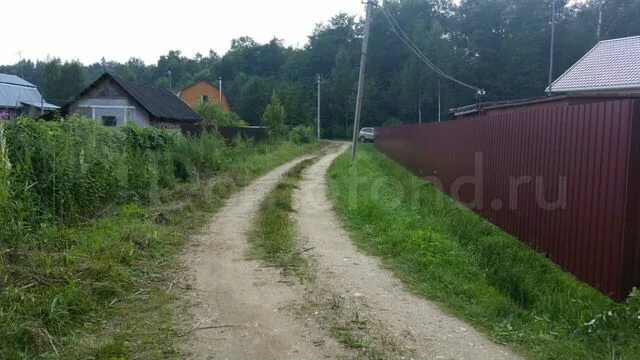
left=381, top=4, right=484, bottom=95
left=316, top=74, right=321, bottom=139
left=382, top=5, right=472, bottom=89
left=382, top=5, right=480, bottom=92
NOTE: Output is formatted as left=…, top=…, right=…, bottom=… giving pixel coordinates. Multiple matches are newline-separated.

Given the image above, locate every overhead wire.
left=380, top=3, right=484, bottom=95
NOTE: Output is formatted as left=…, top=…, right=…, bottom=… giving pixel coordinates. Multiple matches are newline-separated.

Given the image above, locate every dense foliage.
left=196, top=102, right=247, bottom=128
left=0, top=117, right=319, bottom=358
left=0, top=117, right=195, bottom=238
left=1, top=0, right=638, bottom=136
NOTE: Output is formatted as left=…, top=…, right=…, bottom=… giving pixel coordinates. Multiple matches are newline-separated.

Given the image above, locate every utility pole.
left=351, top=0, right=375, bottom=161
left=547, top=0, right=556, bottom=96
left=316, top=74, right=322, bottom=139
left=596, top=1, right=603, bottom=42
left=438, top=78, right=442, bottom=122
left=167, top=70, right=172, bottom=92
left=17, top=51, right=24, bottom=79
left=418, top=91, right=422, bottom=124
left=219, top=77, right=223, bottom=105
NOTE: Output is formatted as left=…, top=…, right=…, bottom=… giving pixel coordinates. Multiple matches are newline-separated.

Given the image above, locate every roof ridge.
left=548, top=40, right=603, bottom=92
left=0, top=73, right=36, bottom=88
left=0, top=81, right=36, bottom=88
left=179, top=79, right=221, bottom=93
left=105, top=71, right=163, bottom=91
left=549, top=35, right=640, bottom=93
left=599, top=35, right=640, bottom=43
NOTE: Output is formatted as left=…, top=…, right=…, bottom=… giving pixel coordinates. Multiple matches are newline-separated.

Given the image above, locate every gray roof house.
left=548, top=35, right=640, bottom=94
left=0, top=73, right=59, bottom=119
left=65, top=72, right=202, bottom=128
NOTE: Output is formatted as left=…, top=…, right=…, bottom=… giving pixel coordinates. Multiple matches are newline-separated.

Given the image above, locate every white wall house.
left=67, top=72, right=202, bottom=127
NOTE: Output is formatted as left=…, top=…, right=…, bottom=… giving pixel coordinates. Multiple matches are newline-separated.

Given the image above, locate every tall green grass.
left=0, top=117, right=321, bottom=358
left=0, top=117, right=230, bottom=235
left=328, top=145, right=640, bottom=360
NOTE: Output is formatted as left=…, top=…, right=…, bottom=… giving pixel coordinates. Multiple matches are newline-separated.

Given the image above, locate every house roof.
left=69, top=72, right=202, bottom=123
left=0, top=73, right=59, bottom=110
left=178, top=79, right=221, bottom=95
left=548, top=35, right=640, bottom=93
left=20, top=100, right=60, bottom=111
left=0, top=73, right=36, bottom=87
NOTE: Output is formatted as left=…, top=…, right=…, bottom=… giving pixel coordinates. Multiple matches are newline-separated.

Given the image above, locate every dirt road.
left=181, top=143, right=522, bottom=359
left=181, top=153, right=345, bottom=360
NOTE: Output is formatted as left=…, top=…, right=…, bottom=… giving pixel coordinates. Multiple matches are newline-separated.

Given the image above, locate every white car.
left=358, top=127, right=375, bottom=143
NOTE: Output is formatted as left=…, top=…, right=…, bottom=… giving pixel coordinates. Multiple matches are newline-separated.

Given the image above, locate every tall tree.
left=41, top=59, right=62, bottom=104
left=328, top=47, right=356, bottom=138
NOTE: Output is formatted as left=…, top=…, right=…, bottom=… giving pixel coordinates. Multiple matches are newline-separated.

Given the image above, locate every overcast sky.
left=0, top=0, right=365, bottom=65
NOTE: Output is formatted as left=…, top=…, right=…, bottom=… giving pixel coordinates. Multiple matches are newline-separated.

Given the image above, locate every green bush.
left=121, top=124, right=177, bottom=151
left=289, top=125, right=315, bottom=144
left=196, top=102, right=246, bottom=128
left=261, top=92, right=288, bottom=139
left=173, top=130, right=226, bottom=181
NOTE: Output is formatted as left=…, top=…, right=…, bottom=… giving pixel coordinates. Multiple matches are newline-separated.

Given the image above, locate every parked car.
left=359, top=127, right=375, bottom=142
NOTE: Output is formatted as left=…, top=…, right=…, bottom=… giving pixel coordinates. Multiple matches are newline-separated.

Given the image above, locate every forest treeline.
left=1, top=0, right=638, bottom=138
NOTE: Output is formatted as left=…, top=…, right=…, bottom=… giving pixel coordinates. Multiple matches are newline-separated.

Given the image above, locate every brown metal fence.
left=375, top=97, right=640, bottom=300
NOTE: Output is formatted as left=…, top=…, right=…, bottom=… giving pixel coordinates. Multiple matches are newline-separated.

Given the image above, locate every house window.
left=200, top=95, right=209, bottom=104
left=102, top=116, right=117, bottom=126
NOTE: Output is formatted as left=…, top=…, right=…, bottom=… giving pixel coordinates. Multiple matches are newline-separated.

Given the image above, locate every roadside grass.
left=0, top=136, right=321, bottom=359
left=328, top=144, right=640, bottom=360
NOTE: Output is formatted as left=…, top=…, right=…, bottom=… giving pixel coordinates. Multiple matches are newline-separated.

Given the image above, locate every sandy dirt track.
left=181, top=143, right=522, bottom=359
left=181, top=152, right=345, bottom=360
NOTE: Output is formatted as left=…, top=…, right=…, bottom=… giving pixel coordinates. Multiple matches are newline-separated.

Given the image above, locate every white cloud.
left=0, top=0, right=365, bottom=65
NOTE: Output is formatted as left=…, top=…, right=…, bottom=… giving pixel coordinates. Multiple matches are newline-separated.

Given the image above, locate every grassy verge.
left=248, top=158, right=317, bottom=280
left=0, top=136, right=322, bottom=359
left=328, top=144, right=640, bottom=360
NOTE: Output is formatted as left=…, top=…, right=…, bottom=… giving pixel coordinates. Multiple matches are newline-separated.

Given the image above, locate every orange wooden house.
left=179, top=80, right=231, bottom=112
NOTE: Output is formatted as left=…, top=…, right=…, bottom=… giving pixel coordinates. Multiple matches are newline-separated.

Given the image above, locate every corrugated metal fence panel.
left=375, top=98, right=639, bottom=300
left=622, top=99, right=640, bottom=299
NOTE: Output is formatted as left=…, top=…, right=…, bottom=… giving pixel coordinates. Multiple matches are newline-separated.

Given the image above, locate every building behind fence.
left=375, top=95, right=640, bottom=300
